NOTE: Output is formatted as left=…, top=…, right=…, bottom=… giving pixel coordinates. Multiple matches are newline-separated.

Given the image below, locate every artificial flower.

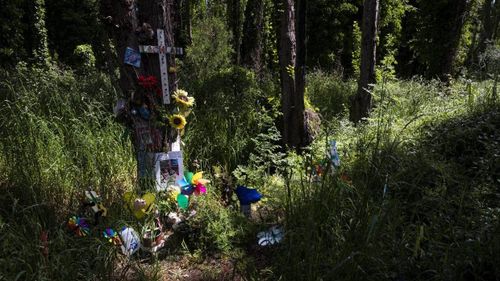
left=169, top=114, right=187, bottom=130
left=137, top=75, right=159, bottom=90
left=172, top=89, right=194, bottom=107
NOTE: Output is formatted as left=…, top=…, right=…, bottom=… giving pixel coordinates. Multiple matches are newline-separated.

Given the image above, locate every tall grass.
left=0, top=65, right=135, bottom=280
left=273, top=77, right=500, bottom=280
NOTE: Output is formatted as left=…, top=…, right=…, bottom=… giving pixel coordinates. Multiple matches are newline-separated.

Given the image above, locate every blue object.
left=235, top=185, right=262, bottom=205
left=138, top=107, right=150, bottom=120
left=124, top=47, right=141, bottom=68
left=177, top=178, right=190, bottom=188
left=181, top=185, right=194, bottom=195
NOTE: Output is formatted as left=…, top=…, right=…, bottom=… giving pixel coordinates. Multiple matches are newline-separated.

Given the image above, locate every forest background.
left=0, top=0, right=499, bottom=280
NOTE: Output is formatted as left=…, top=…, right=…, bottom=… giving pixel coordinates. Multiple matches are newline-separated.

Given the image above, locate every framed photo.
left=153, top=151, right=183, bottom=191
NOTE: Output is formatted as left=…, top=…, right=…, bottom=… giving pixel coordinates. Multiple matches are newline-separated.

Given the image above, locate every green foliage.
left=45, top=0, right=102, bottom=65
left=377, top=0, right=407, bottom=79
left=351, top=21, right=361, bottom=77
left=271, top=78, right=500, bottom=280
left=306, top=70, right=356, bottom=120
left=73, top=44, right=96, bottom=72
left=31, top=0, right=51, bottom=66
left=181, top=16, right=279, bottom=171
left=182, top=16, right=232, bottom=81
left=0, top=0, right=27, bottom=66
left=0, top=65, right=135, bottom=280
left=307, top=0, right=362, bottom=75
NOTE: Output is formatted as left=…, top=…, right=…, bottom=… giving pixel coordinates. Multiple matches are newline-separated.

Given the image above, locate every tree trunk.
left=227, top=0, right=243, bottom=65
left=475, top=0, right=500, bottom=63
left=101, top=0, right=180, bottom=189
left=279, top=0, right=301, bottom=148
left=295, top=0, right=308, bottom=146
left=439, top=0, right=469, bottom=82
left=30, top=0, right=50, bottom=66
left=241, top=0, right=264, bottom=74
left=350, top=0, right=379, bottom=123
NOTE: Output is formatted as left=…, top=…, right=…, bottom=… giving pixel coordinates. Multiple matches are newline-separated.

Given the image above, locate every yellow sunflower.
left=172, top=89, right=194, bottom=107
left=169, top=114, right=187, bottom=130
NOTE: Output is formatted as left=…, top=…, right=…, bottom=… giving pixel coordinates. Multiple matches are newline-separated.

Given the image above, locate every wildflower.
left=169, top=114, right=187, bottom=130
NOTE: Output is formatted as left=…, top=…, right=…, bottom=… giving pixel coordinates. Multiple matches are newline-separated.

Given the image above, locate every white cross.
left=139, top=29, right=184, bottom=104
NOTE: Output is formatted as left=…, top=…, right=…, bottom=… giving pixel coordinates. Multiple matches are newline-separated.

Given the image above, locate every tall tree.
left=294, top=0, right=307, bottom=145
left=439, top=0, right=470, bottom=82
left=278, top=0, right=296, bottom=147
left=475, top=0, right=500, bottom=64
left=101, top=0, right=181, bottom=187
left=30, top=0, right=51, bottom=66
left=278, top=0, right=306, bottom=148
left=241, top=0, right=265, bottom=73
left=350, top=0, right=379, bottom=123
left=227, top=0, right=243, bottom=64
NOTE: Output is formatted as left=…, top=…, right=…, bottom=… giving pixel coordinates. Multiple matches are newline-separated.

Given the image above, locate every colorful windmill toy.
left=67, top=216, right=90, bottom=237
left=177, top=171, right=209, bottom=196
left=103, top=228, right=122, bottom=246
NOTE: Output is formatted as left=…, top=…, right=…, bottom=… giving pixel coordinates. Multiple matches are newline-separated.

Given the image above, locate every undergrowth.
left=0, top=59, right=498, bottom=280
left=272, top=77, right=500, bottom=281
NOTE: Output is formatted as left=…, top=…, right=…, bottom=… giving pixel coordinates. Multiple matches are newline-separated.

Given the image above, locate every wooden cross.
left=139, top=29, right=184, bottom=104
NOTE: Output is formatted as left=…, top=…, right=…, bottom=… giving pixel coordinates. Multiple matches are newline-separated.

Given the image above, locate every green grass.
left=0, top=62, right=498, bottom=281
left=271, top=76, right=500, bottom=280
left=0, top=65, right=135, bottom=280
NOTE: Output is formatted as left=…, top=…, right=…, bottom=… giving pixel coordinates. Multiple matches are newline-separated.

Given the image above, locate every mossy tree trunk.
left=30, top=0, right=51, bottom=66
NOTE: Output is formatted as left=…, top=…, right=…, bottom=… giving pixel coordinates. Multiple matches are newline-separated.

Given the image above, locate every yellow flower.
left=172, top=89, right=194, bottom=107
left=169, top=114, right=187, bottom=130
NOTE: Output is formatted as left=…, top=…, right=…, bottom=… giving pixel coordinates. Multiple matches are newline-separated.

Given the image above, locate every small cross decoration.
left=139, top=29, right=184, bottom=104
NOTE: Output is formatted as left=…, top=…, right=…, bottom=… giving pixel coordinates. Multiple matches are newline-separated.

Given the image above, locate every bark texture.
left=350, top=0, right=379, bottom=123
left=295, top=0, right=308, bottom=146
left=227, top=0, right=243, bottom=64
left=439, top=0, right=469, bottom=82
left=279, top=0, right=303, bottom=148
left=101, top=0, right=181, bottom=183
left=241, top=0, right=264, bottom=73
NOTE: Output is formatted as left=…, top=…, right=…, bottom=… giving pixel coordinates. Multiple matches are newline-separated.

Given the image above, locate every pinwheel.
left=103, top=228, right=122, bottom=246
left=67, top=216, right=90, bottom=237
left=177, top=171, right=209, bottom=196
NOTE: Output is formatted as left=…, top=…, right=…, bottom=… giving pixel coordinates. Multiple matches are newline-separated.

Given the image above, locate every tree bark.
left=241, top=0, right=264, bottom=74
left=101, top=0, right=180, bottom=188
left=350, top=0, right=379, bottom=123
left=295, top=0, right=308, bottom=146
left=439, top=0, right=469, bottom=82
left=227, top=0, right=242, bottom=65
left=279, top=0, right=303, bottom=148
left=475, top=0, right=500, bottom=64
